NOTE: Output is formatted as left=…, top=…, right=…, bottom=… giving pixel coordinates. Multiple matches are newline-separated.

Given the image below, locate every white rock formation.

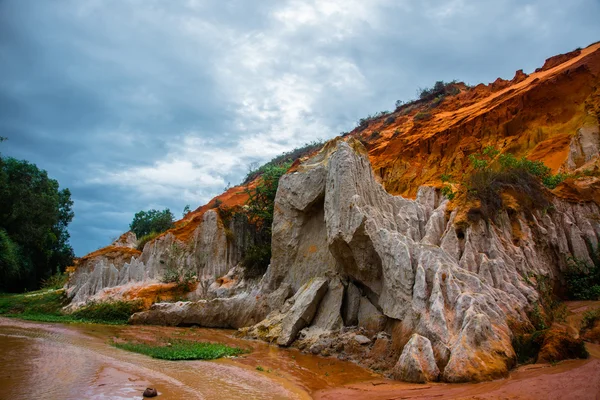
left=393, top=334, right=440, bottom=383
left=68, top=137, right=600, bottom=382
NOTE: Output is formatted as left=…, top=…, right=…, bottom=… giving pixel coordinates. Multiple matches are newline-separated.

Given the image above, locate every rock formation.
left=65, top=42, right=600, bottom=382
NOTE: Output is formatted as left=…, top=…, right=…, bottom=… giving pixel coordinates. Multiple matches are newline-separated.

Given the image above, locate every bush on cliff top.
left=441, top=146, right=566, bottom=222
left=129, top=208, right=174, bottom=239
left=243, top=140, right=324, bottom=184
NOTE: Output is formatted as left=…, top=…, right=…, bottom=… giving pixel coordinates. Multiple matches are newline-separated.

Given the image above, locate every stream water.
left=1, top=316, right=599, bottom=400
left=0, top=317, right=377, bottom=399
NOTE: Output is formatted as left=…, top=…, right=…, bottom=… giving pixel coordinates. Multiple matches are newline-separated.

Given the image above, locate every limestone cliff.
left=66, top=42, right=600, bottom=382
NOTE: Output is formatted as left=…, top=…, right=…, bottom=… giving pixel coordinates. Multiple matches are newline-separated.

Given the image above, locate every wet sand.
left=1, top=317, right=599, bottom=399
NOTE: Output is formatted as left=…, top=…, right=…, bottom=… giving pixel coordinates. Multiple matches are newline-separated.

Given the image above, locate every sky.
left=1, top=0, right=599, bottom=256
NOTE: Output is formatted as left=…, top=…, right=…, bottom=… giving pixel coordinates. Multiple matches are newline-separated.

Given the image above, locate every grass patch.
left=0, top=290, right=143, bottom=325
left=112, top=339, right=247, bottom=360
left=0, top=289, right=66, bottom=315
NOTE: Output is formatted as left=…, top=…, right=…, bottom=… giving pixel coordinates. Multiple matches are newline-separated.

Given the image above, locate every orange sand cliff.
left=78, top=42, right=600, bottom=261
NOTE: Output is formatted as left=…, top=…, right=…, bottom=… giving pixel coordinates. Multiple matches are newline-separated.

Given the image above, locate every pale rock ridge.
left=566, top=125, right=600, bottom=170
left=66, top=209, right=250, bottom=306
left=393, top=334, right=440, bottom=383
left=69, top=137, right=600, bottom=383
left=245, top=138, right=599, bottom=382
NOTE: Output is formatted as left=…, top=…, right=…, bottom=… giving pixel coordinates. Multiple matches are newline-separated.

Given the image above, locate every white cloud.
left=4, top=0, right=599, bottom=254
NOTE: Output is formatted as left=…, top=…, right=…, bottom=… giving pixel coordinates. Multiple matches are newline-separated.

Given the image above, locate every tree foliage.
left=243, top=140, right=323, bottom=184
left=0, top=155, right=74, bottom=292
left=242, top=163, right=290, bottom=277
left=129, top=208, right=174, bottom=238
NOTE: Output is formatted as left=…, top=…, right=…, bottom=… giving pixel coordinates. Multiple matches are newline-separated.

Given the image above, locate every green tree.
left=245, top=163, right=290, bottom=235
left=242, top=163, right=290, bottom=277
left=0, top=156, right=74, bottom=292
left=129, top=208, right=174, bottom=238
left=182, top=204, right=191, bottom=217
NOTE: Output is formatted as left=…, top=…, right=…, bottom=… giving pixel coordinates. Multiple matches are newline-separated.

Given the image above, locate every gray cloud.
left=1, top=0, right=598, bottom=255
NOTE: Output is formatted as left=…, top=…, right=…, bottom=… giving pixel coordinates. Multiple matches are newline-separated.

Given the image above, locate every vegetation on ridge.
left=440, top=146, right=568, bottom=223
left=243, top=140, right=324, bottom=184
left=129, top=208, right=175, bottom=250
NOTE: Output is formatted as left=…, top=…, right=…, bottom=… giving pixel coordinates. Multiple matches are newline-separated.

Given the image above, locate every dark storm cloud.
left=1, top=0, right=598, bottom=255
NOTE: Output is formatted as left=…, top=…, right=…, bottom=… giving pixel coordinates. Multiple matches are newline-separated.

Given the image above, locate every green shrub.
left=543, top=173, right=569, bottom=189
left=0, top=289, right=143, bottom=324
left=441, top=185, right=456, bottom=200
left=242, top=244, right=272, bottom=278
left=70, top=300, right=144, bottom=323
left=129, top=209, right=174, bottom=238
left=414, top=112, right=431, bottom=121
left=136, top=231, right=160, bottom=251
left=498, top=153, right=568, bottom=189
left=440, top=173, right=453, bottom=183
left=564, top=254, right=600, bottom=300
left=243, top=141, right=323, bottom=184
left=41, top=271, right=69, bottom=290
left=0, top=289, right=66, bottom=316
left=581, top=309, right=600, bottom=331
left=512, top=330, right=544, bottom=364
left=418, top=80, right=461, bottom=101
left=161, top=267, right=180, bottom=284
left=113, top=339, right=246, bottom=360
left=160, top=267, right=196, bottom=292
left=466, top=166, right=551, bottom=222
left=463, top=147, right=561, bottom=222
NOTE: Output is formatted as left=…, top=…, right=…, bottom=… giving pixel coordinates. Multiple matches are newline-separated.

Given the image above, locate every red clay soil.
left=316, top=301, right=600, bottom=400
left=314, top=346, right=600, bottom=400
left=355, top=42, right=600, bottom=199
left=165, top=184, right=250, bottom=242
left=78, top=42, right=600, bottom=259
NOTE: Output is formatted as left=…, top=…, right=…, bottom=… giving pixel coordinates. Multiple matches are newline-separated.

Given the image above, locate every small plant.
left=440, top=173, right=453, bottom=183
left=136, top=231, right=160, bottom=251
left=70, top=300, right=144, bottom=324
left=0, top=290, right=143, bottom=324
left=161, top=267, right=197, bottom=292
left=384, top=116, right=396, bottom=125
left=161, top=267, right=180, bottom=284
left=41, top=271, right=69, bottom=290
left=129, top=208, right=174, bottom=238
left=369, top=131, right=382, bottom=140
left=441, top=185, right=456, bottom=200
left=113, top=339, right=247, bottom=360
left=530, top=302, right=548, bottom=331
left=564, top=254, right=600, bottom=300
left=177, top=270, right=196, bottom=292
left=418, top=80, right=461, bottom=101
left=581, top=309, right=600, bottom=331
left=582, top=309, right=600, bottom=329
left=414, top=111, right=431, bottom=121
left=256, top=365, right=265, bottom=371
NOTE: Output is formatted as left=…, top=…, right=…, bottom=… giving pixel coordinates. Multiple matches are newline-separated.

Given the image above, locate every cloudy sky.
left=1, top=0, right=598, bottom=256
